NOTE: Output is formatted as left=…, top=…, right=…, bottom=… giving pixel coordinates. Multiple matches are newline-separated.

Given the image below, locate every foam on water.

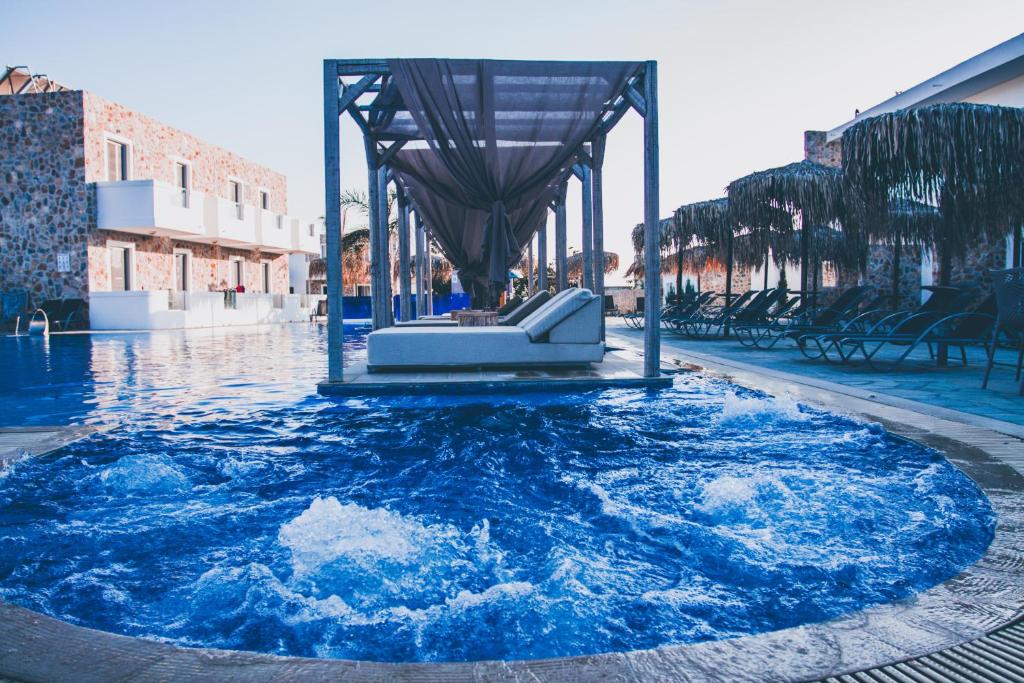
left=0, top=325, right=997, bottom=662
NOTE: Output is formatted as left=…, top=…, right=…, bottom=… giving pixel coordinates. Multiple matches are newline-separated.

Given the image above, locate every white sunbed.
left=366, top=288, right=603, bottom=371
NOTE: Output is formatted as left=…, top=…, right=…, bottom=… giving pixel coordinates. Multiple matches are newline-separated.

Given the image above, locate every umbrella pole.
left=937, top=241, right=953, bottom=367
left=891, top=240, right=902, bottom=310
left=763, top=250, right=770, bottom=289
left=724, top=232, right=734, bottom=337
left=675, top=246, right=683, bottom=303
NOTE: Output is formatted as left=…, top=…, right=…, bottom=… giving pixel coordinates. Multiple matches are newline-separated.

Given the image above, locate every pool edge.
left=1, top=337, right=1022, bottom=682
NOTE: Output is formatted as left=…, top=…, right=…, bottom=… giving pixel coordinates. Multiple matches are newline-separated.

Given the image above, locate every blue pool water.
left=0, top=325, right=996, bottom=662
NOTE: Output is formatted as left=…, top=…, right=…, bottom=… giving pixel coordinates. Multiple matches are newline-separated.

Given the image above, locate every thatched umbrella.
left=568, top=251, right=619, bottom=283
left=842, top=102, right=1024, bottom=286
left=728, top=160, right=846, bottom=306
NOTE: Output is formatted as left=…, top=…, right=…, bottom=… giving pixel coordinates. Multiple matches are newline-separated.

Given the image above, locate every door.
left=174, top=253, right=188, bottom=291
left=110, top=246, right=129, bottom=291
left=231, top=260, right=243, bottom=289
left=175, top=162, right=189, bottom=207
left=261, top=262, right=271, bottom=293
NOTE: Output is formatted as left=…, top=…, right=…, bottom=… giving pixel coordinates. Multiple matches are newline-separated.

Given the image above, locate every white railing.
left=96, top=180, right=206, bottom=238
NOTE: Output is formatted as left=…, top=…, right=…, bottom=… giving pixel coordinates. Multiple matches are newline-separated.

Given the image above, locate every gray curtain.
left=372, top=59, right=641, bottom=304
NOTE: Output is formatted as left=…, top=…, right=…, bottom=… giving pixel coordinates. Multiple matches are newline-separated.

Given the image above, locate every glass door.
left=110, top=247, right=129, bottom=291
left=174, top=252, right=188, bottom=291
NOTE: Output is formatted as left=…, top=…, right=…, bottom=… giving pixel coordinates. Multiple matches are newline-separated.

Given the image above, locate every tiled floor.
left=608, top=318, right=1024, bottom=431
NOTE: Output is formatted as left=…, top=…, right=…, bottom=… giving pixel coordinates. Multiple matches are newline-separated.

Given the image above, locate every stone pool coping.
left=2, top=339, right=1023, bottom=682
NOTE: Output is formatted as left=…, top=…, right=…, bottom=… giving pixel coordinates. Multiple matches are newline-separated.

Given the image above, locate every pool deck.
left=316, top=347, right=672, bottom=396
left=609, top=318, right=1024, bottom=437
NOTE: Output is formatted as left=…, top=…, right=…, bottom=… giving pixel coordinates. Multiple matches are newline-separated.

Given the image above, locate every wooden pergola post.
left=424, top=229, right=433, bottom=315
left=592, top=137, right=606, bottom=341
left=415, top=211, right=426, bottom=317
left=364, top=140, right=384, bottom=330
left=527, top=238, right=535, bottom=296
left=396, top=191, right=412, bottom=322
left=322, top=61, right=343, bottom=382
left=376, top=166, right=393, bottom=327
left=642, top=60, right=661, bottom=378
left=537, top=221, right=548, bottom=292
left=581, top=162, right=594, bottom=292
left=555, top=184, right=568, bottom=291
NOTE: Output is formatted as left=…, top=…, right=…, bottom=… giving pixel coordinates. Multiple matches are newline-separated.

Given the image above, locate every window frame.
left=172, top=247, right=192, bottom=292
left=106, top=239, right=136, bottom=292
left=103, top=134, right=133, bottom=182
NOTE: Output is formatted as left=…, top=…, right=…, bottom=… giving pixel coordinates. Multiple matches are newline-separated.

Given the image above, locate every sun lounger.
left=798, top=285, right=978, bottom=363
left=733, top=285, right=874, bottom=349
left=676, top=288, right=788, bottom=338
left=367, top=288, right=603, bottom=371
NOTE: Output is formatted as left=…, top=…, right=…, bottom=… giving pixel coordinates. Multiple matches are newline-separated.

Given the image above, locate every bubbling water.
left=0, top=328, right=996, bottom=663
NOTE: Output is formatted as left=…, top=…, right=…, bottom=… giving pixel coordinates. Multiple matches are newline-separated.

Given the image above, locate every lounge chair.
left=798, top=285, right=979, bottom=364
left=982, top=268, right=1024, bottom=394
left=733, top=285, right=874, bottom=349
left=823, top=295, right=997, bottom=369
left=662, top=291, right=716, bottom=331
left=621, top=297, right=646, bottom=329
left=367, top=288, right=603, bottom=371
left=676, top=288, right=789, bottom=338
left=394, top=290, right=551, bottom=327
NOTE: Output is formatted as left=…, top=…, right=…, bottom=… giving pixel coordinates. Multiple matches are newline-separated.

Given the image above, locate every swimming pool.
left=0, top=325, right=995, bottom=663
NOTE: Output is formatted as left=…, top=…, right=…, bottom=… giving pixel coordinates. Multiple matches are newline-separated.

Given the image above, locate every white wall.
left=965, top=73, right=1024, bottom=107
left=89, top=291, right=324, bottom=330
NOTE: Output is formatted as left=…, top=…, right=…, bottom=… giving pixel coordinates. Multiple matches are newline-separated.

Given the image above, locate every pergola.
left=322, top=59, right=662, bottom=383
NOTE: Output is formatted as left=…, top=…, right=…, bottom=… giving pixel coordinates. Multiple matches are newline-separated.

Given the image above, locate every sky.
left=4, top=0, right=1023, bottom=285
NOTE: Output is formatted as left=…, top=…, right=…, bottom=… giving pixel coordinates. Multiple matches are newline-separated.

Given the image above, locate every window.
left=109, top=245, right=132, bottom=291
left=174, top=162, right=189, bottom=208
left=230, top=258, right=244, bottom=289
left=106, top=139, right=129, bottom=181
left=261, top=262, right=271, bottom=293
left=356, top=284, right=371, bottom=297
left=259, top=190, right=269, bottom=210
left=174, top=252, right=189, bottom=291
left=229, top=180, right=243, bottom=219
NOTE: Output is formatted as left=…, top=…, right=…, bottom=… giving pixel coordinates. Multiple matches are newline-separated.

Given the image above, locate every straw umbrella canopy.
left=842, top=102, right=1024, bottom=286
left=727, top=160, right=846, bottom=304
left=567, top=251, right=619, bottom=283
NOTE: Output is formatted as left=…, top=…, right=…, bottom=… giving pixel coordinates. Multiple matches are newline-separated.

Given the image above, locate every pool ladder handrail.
left=27, top=308, right=49, bottom=336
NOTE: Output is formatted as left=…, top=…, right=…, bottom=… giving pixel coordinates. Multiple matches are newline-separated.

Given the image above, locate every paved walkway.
left=608, top=318, right=1024, bottom=435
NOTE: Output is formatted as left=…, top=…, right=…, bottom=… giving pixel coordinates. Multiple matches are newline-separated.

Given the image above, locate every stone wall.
left=804, top=130, right=842, bottom=168
left=0, top=91, right=91, bottom=303
left=81, top=92, right=287, bottom=211
left=935, top=234, right=1009, bottom=293
left=86, top=231, right=289, bottom=294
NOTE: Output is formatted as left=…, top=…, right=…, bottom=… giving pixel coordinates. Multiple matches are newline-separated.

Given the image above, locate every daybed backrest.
left=519, top=288, right=595, bottom=342
left=501, top=290, right=551, bottom=325
left=548, top=295, right=601, bottom=343
left=517, top=288, right=577, bottom=331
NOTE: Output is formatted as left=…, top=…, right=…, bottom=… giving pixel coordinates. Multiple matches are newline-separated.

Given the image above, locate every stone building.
left=0, top=67, right=321, bottom=329
left=807, top=32, right=1024, bottom=305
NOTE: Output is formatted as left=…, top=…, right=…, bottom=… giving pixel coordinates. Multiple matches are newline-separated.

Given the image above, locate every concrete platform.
left=317, top=348, right=672, bottom=396
left=0, top=425, right=103, bottom=469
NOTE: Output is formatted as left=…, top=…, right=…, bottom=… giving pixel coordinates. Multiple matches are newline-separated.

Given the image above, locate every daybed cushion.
left=518, top=288, right=593, bottom=341
left=367, top=325, right=603, bottom=369
left=500, top=290, right=551, bottom=326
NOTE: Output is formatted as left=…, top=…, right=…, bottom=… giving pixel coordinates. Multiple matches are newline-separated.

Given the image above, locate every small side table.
left=455, top=310, right=499, bottom=327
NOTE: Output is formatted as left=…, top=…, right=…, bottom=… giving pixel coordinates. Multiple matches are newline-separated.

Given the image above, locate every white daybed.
left=366, top=288, right=603, bottom=371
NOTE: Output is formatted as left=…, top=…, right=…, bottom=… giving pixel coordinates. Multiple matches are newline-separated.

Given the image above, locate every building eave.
left=827, top=32, right=1024, bottom=141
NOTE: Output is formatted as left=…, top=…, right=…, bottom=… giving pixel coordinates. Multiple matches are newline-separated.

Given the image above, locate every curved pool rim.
left=2, top=384, right=1022, bottom=681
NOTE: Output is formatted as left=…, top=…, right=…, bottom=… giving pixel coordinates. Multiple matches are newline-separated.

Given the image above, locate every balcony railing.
left=96, top=180, right=206, bottom=239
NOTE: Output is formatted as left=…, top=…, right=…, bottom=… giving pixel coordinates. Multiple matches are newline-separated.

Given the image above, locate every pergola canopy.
left=356, top=59, right=643, bottom=298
